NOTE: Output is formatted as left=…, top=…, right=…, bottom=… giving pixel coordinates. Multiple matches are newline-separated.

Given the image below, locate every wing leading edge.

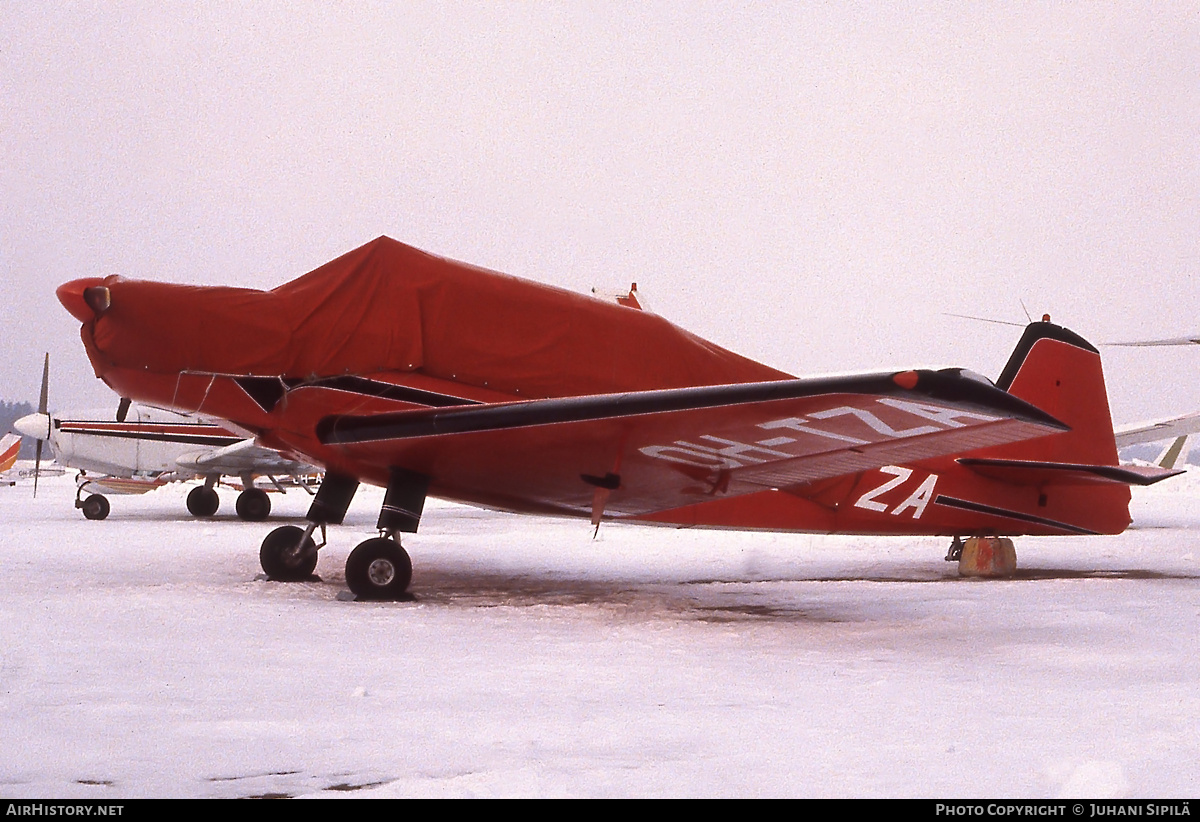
left=314, top=369, right=1067, bottom=518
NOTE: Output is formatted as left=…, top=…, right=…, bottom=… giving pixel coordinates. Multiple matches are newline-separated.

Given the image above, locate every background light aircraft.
left=55, top=237, right=1182, bottom=599
left=14, top=400, right=318, bottom=521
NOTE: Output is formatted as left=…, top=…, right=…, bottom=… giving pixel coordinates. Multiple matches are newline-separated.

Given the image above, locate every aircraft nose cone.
left=14, top=412, right=51, bottom=441
left=57, top=278, right=109, bottom=322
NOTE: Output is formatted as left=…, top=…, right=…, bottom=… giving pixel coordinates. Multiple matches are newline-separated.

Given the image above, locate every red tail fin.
left=992, top=322, right=1119, bottom=466
left=947, top=322, right=1180, bottom=536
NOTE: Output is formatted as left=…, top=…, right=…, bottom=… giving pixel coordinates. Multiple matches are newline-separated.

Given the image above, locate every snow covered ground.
left=1, top=469, right=1198, bottom=798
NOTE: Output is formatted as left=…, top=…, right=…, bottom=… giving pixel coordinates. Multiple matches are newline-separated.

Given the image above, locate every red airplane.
left=56, top=237, right=1180, bottom=599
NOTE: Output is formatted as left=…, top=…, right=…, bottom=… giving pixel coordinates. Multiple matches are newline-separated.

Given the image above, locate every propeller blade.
left=34, top=352, right=48, bottom=497
left=38, top=353, right=49, bottom=414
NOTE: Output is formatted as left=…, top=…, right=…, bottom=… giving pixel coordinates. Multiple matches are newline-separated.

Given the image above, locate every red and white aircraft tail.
left=0, top=433, right=20, bottom=474
left=937, top=320, right=1181, bottom=539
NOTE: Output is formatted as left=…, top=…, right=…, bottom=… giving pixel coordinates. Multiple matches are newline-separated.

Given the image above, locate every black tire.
left=259, top=525, right=318, bottom=581
left=186, top=485, right=220, bottom=517
left=81, top=494, right=110, bottom=521
left=345, top=538, right=413, bottom=600
left=235, top=488, right=271, bottom=521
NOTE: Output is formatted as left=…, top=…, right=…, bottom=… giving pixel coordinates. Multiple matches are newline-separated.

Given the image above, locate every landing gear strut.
left=74, top=473, right=110, bottom=520
left=345, top=468, right=428, bottom=600
left=945, top=536, right=964, bottom=562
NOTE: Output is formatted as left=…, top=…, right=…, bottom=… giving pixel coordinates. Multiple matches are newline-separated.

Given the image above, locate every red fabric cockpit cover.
left=89, top=237, right=789, bottom=397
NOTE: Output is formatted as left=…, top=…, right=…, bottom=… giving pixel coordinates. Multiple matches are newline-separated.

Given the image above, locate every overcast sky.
left=2, top=3, right=1197, bottom=427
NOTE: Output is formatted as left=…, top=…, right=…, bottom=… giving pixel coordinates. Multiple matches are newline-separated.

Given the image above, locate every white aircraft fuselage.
left=16, top=405, right=243, bottom=478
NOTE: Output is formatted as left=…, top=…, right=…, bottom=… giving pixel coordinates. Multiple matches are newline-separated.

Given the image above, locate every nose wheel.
left=79, top=493, right=110, bottom=520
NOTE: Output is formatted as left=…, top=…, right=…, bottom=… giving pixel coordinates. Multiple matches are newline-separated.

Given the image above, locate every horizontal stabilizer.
left=957, top=457, right=1183, bottom=487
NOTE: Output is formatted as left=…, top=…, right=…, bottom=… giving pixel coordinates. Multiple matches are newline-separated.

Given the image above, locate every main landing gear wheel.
left=187, top=485, right=220, bottom=517
left=345, top=538, right=413, bottom=600
left=80, top=493, right=110, bottom=521
left=235, top=488, right=271, bottom=521
left=259, top=525, right=318, bottom=581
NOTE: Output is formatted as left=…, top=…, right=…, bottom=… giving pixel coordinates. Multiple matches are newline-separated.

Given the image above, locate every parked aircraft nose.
left=14, top=412, right=51, bottom=441
left=57, top=278, right=110, bottom=322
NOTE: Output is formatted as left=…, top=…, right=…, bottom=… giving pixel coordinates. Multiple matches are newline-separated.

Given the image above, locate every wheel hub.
left=367, top=558, right=396, bottom=586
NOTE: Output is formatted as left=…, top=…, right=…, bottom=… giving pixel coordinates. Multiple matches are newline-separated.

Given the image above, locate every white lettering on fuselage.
left=850, top=466, right=940, bottom=519
left=638, top=399, right=995, bottom=477
left=852, top=465, right=912, bottom=512
left=887, top=471, right=939, bottom=518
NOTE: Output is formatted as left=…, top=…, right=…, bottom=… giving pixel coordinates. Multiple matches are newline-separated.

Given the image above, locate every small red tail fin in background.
left=0, top=433, right=20, bottom=473
left=991, top=321, right=1119, bottom=467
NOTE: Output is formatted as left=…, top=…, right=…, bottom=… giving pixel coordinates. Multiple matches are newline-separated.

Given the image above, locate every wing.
left=175, top=438, right=317, bottom=476
left=1108, top=335, right=1200, bottom=347
left=1115, top=412, right=1200, bottom=447
left=316, top=369, right=1067, bottom=518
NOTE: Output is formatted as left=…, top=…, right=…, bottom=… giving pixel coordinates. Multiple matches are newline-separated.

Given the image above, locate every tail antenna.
left=942, top=312, right=1025, bottom=328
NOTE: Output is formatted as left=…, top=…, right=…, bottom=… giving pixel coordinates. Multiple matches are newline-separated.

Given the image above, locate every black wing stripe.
left=317, top=369, right=1067, bottom=446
